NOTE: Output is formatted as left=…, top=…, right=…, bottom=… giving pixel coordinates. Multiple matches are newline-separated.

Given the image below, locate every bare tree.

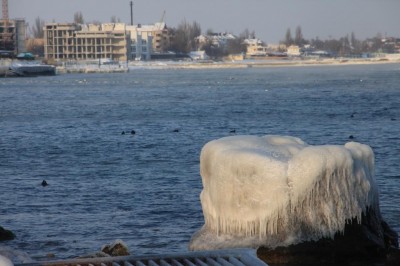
left=239, top=29, right=255, bottom=39
left=170, top=19, right=201, bottom=53
left=294, top=26, right=305, bottom=45
left=226, top=37, right=247, bottom=55
left=111, top=16, right=121, bottom=23
left=31, top=17, right=45, bottom=38
left=74, top=12, right=84, bottom=24
left=206, top=28, right=214, bottom=36
left=284, top=28, right=293, bottom=46
left=202, top=39, right=225, bottom=58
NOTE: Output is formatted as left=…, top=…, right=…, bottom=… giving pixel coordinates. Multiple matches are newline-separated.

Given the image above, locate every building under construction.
left=43, top=22, right=172, bottom=61
left=44, top=23, right=130, bottom=62
left=1, top=0, right=26, bottom=57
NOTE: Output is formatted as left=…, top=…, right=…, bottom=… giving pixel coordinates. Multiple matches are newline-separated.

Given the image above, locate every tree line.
left=283, top=26, right=395, bottom=56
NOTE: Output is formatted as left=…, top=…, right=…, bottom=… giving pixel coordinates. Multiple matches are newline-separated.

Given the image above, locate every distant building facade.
left=44, top=23, right=81, bottom=60
left=76, top=23, right=130, bottom=61
left=43, top=22, right=172, bottom=61
left=0, top=18, right=26, bottom=57
left=244, top=38, right=267, bottom=57
left=286, top=45, right=302, bottom=56
left=126, top=25, right=154, bottom=61
left=197, top=32, right=236, bottom=49
left=44, top=23, right=130, bottom=61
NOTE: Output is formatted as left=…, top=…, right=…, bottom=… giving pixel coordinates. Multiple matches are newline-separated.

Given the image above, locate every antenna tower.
left=130, top=1, right=133, bottom=25
left=2, top=0, right=9, bottom=20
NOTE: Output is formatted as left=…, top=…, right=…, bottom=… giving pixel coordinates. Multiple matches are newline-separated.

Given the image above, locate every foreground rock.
left=78, top=239, right=130, bottom=259
left=0, top=227, right=15, bottom=241
left=101, top=239, right=130, bottom=256
left=257, top=208, right=399, bottom=265
left=189, top=135, right=399, bottom=263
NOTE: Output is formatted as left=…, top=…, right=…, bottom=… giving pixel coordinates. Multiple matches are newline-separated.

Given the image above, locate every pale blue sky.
left=8, top=0, right=400, bottom=43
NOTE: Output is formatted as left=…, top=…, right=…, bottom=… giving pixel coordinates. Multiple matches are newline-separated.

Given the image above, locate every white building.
left=126, top=25, right=152, bottom=60
left=197, top=32, right=236, bottom=48
left=287, top=45, right=302, bottom=57
left=244, top=38, right=267, bottom=57
left=126, top=22, right=171, bottom=60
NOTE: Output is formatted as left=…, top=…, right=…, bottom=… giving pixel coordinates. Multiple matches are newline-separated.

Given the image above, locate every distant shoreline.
left=2, top=57, right=399, bottom=76
left=126, top=57, right=400, bottom=70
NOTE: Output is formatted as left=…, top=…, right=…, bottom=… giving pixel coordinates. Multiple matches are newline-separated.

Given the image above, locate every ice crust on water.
left=190, top=135, right=379, bottom=250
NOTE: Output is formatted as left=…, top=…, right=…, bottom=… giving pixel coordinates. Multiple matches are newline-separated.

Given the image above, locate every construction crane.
left=160, top=10, right=165, bottom=23
left=2, top=0, right=8, bottom=20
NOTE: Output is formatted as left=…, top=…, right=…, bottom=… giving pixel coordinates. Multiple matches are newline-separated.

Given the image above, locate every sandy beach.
left=126, top=57, right=400, bottom=70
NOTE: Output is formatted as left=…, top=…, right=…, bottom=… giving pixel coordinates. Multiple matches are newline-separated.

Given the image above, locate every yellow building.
left=76, top=23, right=129, bottom=61
left=44, top=23, right=81, bottom=60
left=44, top=23, right=130, bottom=61
left=244, top=38, right=267, bottom=57
left=44, top=22, right=173, bottom=61
left=287, top=45, right=302, bottom=56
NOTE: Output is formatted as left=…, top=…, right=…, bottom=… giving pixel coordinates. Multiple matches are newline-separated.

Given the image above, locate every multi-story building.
left=127, top=22, right=171, bottom=56
left=44, top=23, right=130, bottom=61
left=76, top=23, right=130, bottom=61
left=44, top=23, right=81, bottom=60
left=126, top=25, right=153, bottom=60
left=0, top=18, right=26, bottom=57
left=44, top=22, right=171, bottom=61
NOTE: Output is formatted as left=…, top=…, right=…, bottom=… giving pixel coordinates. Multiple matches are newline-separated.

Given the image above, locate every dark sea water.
left=1, top=63, right=399, bottom=261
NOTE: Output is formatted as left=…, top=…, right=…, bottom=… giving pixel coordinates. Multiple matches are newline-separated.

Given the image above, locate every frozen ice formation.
left=190, top=135, right=379, bottom=250
left=0, top=255, right=14, bottom=266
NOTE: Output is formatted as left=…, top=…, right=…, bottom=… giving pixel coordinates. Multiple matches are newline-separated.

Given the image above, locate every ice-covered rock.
left=0, top=255, right=13, bottom=266
left=190, top=135, right=381, bottom=250
left=0, top=245, right=33, bottom=264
